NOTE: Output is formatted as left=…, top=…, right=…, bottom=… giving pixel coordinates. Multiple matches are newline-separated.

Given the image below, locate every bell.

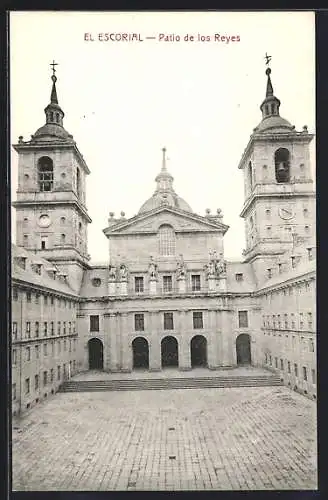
left=278, top=162, right=285, bottom=171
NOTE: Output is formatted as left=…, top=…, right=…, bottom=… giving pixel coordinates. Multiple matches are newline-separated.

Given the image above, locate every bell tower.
left=238, top=60, right=315, bottom=285
left=12, top=62, right=92, bottom=292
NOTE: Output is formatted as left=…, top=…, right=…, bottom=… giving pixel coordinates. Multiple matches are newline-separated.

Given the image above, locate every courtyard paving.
left=12, top=385, right=317, bottom=491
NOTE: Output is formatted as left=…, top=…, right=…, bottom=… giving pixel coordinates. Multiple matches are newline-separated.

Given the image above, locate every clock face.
left=278, top=207, right=295, bottom=220
left=38, top=214, right=51, bottom=228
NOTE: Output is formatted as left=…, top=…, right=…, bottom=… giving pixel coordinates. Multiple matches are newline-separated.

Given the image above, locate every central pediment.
left=103, top=206, right=229, bottom=237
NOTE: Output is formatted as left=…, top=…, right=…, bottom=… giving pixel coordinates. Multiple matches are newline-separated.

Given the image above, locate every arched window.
left=274, top=148, right=290, bottom=183
left=50, top=112, right=54, bottom=122
left=38, top=156, right=54, bottom=192
left=76, top=167, right=81, bottom=199
left=159, top=225, right=176, bottom=256
left=56, top=113, right=60, bottom=123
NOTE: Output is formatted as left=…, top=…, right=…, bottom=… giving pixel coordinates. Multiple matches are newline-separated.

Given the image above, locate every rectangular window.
left=163, top=275, right=173, bottom=292
left=35, top=374, right=39, bottom=390
left=275, top=357, right=278, bottom=368
left=12, top=349, right=17, bottom=365
left=64, top=339, right=67, bottom=351
left=26, top=291, right=31, bottom=302
left=284, top=314, right=288, bottom=329
left=43, top=343, right=47, bottom=356
left=12, top=383, right=16, bottom=400
left=26, top=347, right=30, bottom=361
left=299, top=313, right=304, bottom=329
left=278, top=263, right=282, bottom=274
left=57, top=321, right=61, bottom=335
left=308, top=312, right=313, bottom=330
left=12, top=322, right=17, bottom=340
left=35, top=345, right=39, bottom=359
left=25, top=378, right=30, bottom=394
left=12, top=287, right=18, bottom=301
left=135, top=313, right=144, bottom=331
left=35, top=321, right=39, bottom=338
left=44, top=295, right=48, bottom=305
left=311, top=369, right=316, bottom=384
left=280, top=359, right=284, bottom=370
left=135, top=277, right=144, bottom=293
left=235, top=273, right=244, bottom=282
left=90, top=315, right=99, bottom=332
left=50, top=368, right=54, bottom=383
left=51, top=341, right=54, bottom=355
left=267, top=268, right=272, bottom=279
left=68, top=322, right=71, bottom=334
left=269, top=355, right=272, bottom=366
left=57, top=365, right=61, bottom=380
left=50, top=295, right=54, bottom=305
left=294, top=363, right=298, bottom=377
left=307, top=248, right=313, bottom=261
left=193, top=312, right=203, bottom=329
left=303, top=366, right=307, bottom=381
left=288, top=361, right=291, bottom=373
left=63, top=321, right=66, bottom=334
left=35, top=293, right=40, bottom=304
left=164, top=312, right=174, bottom=330
left=69, top=339, right=72, bottom=352
left=309, top=338, right=315, bottom=352
left=50, top=321, right=54, bottom=336
left=43, top=371, right=48, bottom=386
left=238, top=311, right=248, bottom=328
left=41, top=236, right=48, bottom=249
left=291, top=256, right=296, bottom=268
left=43, top=322, right=47, bottom=336
left=191, top=275, right=201, bottom=291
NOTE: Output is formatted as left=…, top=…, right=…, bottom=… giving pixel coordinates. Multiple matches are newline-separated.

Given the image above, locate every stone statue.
left=119, top=264, right=128, bottom=281
left=148, top=256, right=158, bottom=279
left=109, top=265, right=117, bottom=281
left=176, top=255, right=186, bottom=279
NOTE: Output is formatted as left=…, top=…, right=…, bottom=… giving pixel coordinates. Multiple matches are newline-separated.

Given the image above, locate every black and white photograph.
left=10, top=10, right=316, bottom=491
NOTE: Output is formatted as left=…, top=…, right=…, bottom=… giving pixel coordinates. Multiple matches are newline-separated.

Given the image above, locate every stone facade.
left=11, top=65, right=316, bottom=414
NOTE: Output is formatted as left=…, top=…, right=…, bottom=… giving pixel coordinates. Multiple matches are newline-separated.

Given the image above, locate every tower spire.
left=161, top=147, right=167, bottom=172
left=260, top=55, right=281, bottom=120
left=44, top=61, right=65, bottom=127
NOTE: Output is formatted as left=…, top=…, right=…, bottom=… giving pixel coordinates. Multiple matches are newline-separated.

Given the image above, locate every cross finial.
left=265, top=53, right=272, bottom=66
left=50, top=60, right=58, bottom=76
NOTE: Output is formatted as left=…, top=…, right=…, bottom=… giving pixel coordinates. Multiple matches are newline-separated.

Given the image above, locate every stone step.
left=59, top=375, right=283, bottom=392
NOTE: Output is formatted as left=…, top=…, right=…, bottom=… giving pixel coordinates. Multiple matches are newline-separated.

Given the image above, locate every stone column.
left=106, top=313, right=120, bottom=372
left=178, top=310, right=191, bottom=370
left=149, top=311, right=161, bottom=371
left=120, top=313, right=131, bottom=372
left=207, top=310, right=219, bottom=369
left=221, top=309, right=234, bottom=367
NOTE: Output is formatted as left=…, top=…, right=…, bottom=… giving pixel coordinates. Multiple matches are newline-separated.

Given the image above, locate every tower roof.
left=31, top=62, right=73, bottom=143
left=254, top=66, right=294, bottom=134
left=138, top=148, right=193, bottom=214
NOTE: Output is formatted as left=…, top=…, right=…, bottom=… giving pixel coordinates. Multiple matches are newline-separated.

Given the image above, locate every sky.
left=10, top=11, right=315, bottom=263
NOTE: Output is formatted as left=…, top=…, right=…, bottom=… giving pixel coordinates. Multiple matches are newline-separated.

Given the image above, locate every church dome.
left=139, top=191, right=193, bottom=214
left=32, top=123, right=73, bottom=142
left=254, top=115, right=294, bottom=134
left=138, top=148, right=193, bottom=214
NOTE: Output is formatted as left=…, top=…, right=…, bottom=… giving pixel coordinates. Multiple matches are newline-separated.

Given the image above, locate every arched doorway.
left=88, top=338, right=104, bottom=370
left=191, top=335, right=207, bottom=367
left=132, top=337, right=149, bottom=369
left=236, top=334, right=251, bottom=365
left=161, top=336, right=178, bottom=368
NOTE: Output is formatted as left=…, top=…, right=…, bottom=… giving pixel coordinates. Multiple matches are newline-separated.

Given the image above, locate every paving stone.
left=12, top=386, right=317, bottom=491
